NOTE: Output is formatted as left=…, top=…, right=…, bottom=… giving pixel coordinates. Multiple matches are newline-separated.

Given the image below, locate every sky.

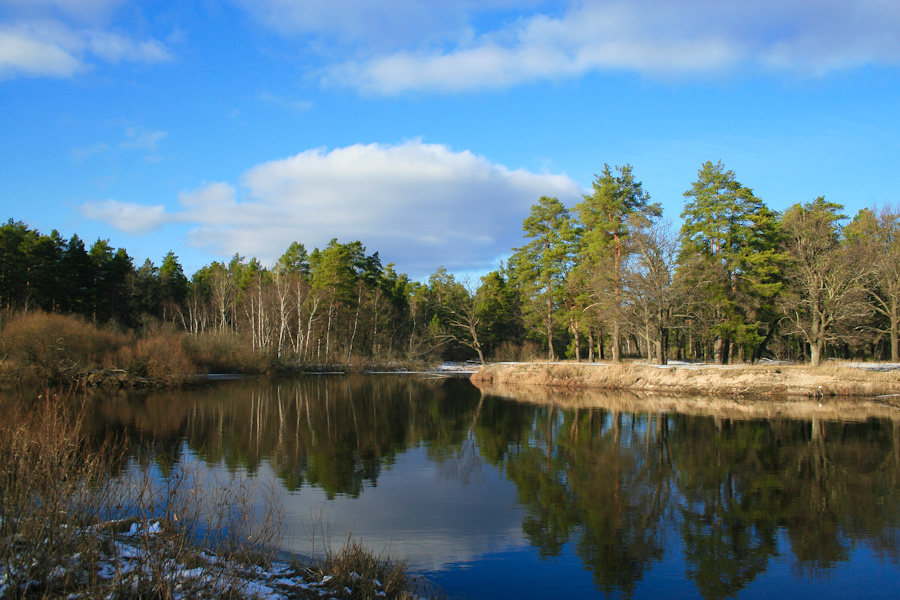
left=3, top=0, right=899, bottom=282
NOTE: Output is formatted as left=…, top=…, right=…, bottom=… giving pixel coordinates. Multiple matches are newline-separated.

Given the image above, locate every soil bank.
left=470, top=361, right=900, bottom=418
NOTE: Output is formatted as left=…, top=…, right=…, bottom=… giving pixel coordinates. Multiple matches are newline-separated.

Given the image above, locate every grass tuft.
left=317, top=537, right=429, bottom=600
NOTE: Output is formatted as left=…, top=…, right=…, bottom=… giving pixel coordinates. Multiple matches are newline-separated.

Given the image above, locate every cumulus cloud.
left=229, top=0, right=534, bottom=52
left=0, top=1, right=172, bottom=79
left=289, top=0, right=900, bottom=93
left=79, top=199, right=170, bottom=234
left=0, top=26, right=84, bottom=77
left=81, top=141, right=582, bottom=278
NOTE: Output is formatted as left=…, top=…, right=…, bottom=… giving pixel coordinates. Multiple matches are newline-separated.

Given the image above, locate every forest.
left=1, top=160, right=899, bottom=370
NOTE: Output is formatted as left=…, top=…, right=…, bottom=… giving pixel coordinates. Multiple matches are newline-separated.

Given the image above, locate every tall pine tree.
left=678, top=161, right=782, bottom=364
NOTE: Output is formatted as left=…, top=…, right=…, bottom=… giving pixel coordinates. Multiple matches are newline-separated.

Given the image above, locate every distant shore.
left=470, top=361, right=900, bottom=409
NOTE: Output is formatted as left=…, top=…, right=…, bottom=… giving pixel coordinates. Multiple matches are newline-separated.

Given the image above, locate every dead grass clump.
left=113, top=331, right=200, bottom=381
left=184, top=331, right=270, bottom=374
left=0, top=392, right=285, bottom=599
left=317, top=537, right=426, bottom=600
left=0, top=395, right=121, bottom=597
left=0, top=311, right=126, bottom=382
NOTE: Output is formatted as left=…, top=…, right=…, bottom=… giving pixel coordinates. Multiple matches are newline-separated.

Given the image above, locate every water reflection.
left=40, top=376, right=900, bottom=598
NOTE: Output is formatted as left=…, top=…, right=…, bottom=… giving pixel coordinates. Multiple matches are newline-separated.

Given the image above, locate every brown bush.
left=183, top=331, right=271, bottom=374
left=490, top=340, right=543, bottom=362
left=0, top=394, right=121, bottom=596
left=113, top=331, right=200, bottom=381
left=0, top=311, right=126, bottom=381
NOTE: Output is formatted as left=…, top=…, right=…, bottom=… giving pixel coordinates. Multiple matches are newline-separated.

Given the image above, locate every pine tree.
left=577, top=164, right=660, bottom=362
left=678, top=161, right=782, bottom=363
left=510, top=196, right=579, bottom=360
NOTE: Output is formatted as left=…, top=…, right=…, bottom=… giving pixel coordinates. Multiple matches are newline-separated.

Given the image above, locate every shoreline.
left=470, top=361, right=900, bottom=416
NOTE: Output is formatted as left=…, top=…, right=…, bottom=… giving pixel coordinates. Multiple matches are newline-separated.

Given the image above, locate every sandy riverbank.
left=470, top=361, right=900, bottom=416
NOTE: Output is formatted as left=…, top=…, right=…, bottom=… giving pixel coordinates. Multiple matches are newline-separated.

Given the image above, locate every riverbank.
left=470, top=361, right=900, bottom=402
left=0, top=394, right=427, bottom=600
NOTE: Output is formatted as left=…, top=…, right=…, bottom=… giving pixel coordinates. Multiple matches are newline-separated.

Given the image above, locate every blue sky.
left=3, top=0, right=899, bottom=281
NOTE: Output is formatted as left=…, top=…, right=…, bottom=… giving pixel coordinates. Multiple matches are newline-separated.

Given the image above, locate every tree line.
left=2, top=159, right=898, bottom=366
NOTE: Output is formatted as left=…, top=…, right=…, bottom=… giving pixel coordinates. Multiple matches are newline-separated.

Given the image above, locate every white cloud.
left=1, top=0, right=125, bottom=24
left=70, top=142, right=109, bottom=161
left=81, top=141, right=582, bottom=278
left=229, top=0, right=534, bottom=52
left=303, top=0, right=900, bottom=93
left=258, top=91, right=314, bottom=112
left=79, top=199, right=170, bottom=234
left=120, top=128, right=169, bottom=152
left=0, top=26, right=83, bottom=77
left=0, top=6, right=172, bottom=79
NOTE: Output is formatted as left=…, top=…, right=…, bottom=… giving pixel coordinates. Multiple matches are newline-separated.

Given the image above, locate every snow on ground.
left=1, top=519, right=421, bottom=600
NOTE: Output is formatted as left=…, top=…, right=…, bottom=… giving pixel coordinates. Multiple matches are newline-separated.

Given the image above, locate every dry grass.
left=0, top=392, right=283, bottom=599
left=114, top=331, right=199, bottom=382
left=0, top=311, right=206, bottom=386
left=0, top=394, right=120, bottom=596
left=311, top=537, right=428, bottom=600
left=471, top=360, right=900, bottom=399
left=0, top=391, right=429, bottom=599
left=182, top=331, right=271, bottom=374
left=0, top=311, right=126, bottom=383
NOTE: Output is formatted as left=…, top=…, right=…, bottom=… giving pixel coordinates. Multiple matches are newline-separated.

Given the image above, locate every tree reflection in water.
left=62, top=376, right=900, bottom=599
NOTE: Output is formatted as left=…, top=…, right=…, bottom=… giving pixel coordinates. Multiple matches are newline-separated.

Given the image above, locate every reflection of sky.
left=278, top=444, right=527, bottom=571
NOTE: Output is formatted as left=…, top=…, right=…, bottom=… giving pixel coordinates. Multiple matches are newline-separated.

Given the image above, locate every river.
left=54, top=374, right=900, bottom=599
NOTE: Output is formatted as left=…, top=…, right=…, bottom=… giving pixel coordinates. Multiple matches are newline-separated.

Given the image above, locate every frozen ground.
left=0, top=519, right=423, bottom=600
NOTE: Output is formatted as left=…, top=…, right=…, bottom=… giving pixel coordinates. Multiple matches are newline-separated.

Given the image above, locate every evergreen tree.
left=0, top=219, right=32, bottom=309
left=577, top=164, right=660, bottom=362
left=60, top=234, right=93, bottom=317
left=159, top=251, right=189, bottom=320
left=678, top=161, right=782, bottom=364
left=23, top=230, right=65, bottom=312
left=511, top=196, right=579, bottom=360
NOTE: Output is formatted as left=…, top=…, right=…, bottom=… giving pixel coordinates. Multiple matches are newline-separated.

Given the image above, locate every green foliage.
left=677, top=161, right=783, bottom=363
left=511, top=196, right=580, bottom=359
left=3, top=175, right=899, bottom=368
left=577, top=164, right=660, bottom=361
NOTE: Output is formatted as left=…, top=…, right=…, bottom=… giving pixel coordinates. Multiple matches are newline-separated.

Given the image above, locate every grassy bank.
left=471, top=361, right=900, bottom=400
left=0, top=311, right=432, bottom=388
left=0, top=393, right=428, bottom=599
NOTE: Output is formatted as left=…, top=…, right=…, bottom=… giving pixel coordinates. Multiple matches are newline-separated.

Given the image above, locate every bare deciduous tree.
left=779, top=197, right=873, bottom=366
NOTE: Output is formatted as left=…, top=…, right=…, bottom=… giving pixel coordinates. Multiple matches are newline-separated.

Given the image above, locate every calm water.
left=63, top=376, right=900, bottom=598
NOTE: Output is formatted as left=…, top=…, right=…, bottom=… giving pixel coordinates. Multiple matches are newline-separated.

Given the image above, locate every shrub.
left=490, top=340, right=543, bottom=362
left=183, top=331, right=271, bottom=374
left=113, top=331, right=200, bottom=381
left=0, top=311, right=126, bottom=382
